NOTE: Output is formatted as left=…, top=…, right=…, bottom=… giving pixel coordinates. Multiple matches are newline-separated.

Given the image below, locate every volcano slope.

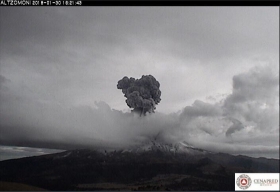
left=0, top=143, right=279, bottom=191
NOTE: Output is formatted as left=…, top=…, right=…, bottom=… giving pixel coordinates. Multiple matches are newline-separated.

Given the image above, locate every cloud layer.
left=0, top=65, right=278, bottom=158
left=0, top=7, right=278, bottom=113
left=0, top=7, right=278, bottom=159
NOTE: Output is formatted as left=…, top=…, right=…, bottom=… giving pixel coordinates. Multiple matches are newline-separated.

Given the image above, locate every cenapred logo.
left=236, top=174, right=252, bottom=190
left=235, top=173, right=279, bottom=191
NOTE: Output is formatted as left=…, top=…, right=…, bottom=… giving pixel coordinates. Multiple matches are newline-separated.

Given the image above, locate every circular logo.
left=236, top=174, right=252, bottom=190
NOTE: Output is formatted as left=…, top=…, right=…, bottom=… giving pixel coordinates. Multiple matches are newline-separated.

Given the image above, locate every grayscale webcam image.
left=0, top=6, right=279, bottom=191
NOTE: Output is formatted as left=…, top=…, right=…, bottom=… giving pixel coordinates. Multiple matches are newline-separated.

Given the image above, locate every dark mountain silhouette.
left=0, top=142, right=278, bottom=191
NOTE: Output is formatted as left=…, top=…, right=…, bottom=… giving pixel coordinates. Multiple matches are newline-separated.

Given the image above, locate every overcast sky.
left=0, top=7, right=279, bottom=160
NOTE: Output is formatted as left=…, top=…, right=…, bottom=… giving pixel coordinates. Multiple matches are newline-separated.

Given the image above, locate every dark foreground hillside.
left=0, top=149, right=279, bottom=191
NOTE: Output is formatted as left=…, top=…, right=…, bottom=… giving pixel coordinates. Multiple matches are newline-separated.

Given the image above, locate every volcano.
left=0, top=141, right=278, bottom=191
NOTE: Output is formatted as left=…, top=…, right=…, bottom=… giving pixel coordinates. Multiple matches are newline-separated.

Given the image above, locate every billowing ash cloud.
left=117, top=75, right=161, bottom=116
left=0, top=65, right=279, bottom=158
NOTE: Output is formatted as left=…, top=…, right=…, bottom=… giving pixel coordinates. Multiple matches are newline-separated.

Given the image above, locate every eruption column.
left=117, top=75, right=161, bottom=116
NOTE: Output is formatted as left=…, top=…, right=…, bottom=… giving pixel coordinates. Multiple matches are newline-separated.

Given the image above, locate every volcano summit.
left=0, top=140, right=278, bottom=191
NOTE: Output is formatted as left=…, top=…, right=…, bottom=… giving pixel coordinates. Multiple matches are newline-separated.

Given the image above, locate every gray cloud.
left=0, top=7, right=278, bottom=113
left=0, top=7, right=278, bottom=159
left=181, top=100, right=223, bottom=118
left=223, top=65, right=279, bottom=134
left=225, top=65, right=279, bottom=104
left=0, top=75, right=7, bottom=84
left=225, top=118, right=244, bottom=137
left=0, top=65, right=278, bottom=158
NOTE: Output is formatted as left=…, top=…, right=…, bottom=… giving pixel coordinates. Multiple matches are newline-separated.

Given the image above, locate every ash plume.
left=0, top=65, right=278, bottom=158
left=117, top=75, right=161, bottom=116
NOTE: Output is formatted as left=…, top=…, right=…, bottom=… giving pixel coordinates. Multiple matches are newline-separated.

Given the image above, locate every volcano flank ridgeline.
left=0, top=144, right=278, bottom=191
